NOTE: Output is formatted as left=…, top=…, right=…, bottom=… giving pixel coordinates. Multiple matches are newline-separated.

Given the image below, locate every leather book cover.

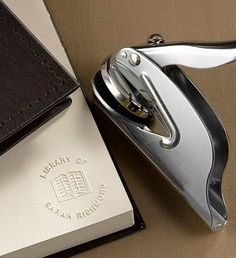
left=0, top=1, right=79, bottom=155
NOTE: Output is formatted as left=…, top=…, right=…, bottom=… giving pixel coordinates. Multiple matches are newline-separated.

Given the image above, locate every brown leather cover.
left=0, top=2, right=79, bottom=155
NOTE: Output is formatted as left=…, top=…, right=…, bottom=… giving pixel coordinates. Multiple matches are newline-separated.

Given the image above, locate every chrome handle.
left=138, top=42, right=236, bottom=68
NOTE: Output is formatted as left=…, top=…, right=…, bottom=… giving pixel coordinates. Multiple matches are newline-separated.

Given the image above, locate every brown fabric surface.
left=45, top=0, right=236, bottom=257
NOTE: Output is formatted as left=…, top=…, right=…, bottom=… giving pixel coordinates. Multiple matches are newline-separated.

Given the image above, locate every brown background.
left=45, top=1, right=236, bottom=257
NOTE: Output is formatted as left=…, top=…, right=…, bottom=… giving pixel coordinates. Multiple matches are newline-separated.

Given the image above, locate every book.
left=0, top=1, right=144, bottom=257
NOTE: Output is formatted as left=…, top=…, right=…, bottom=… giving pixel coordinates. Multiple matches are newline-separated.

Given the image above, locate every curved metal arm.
left=138, top=42, right=236, bottom=68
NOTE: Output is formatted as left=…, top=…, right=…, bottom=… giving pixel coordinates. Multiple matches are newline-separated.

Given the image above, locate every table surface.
left=46, top=1, right=236, bottom=257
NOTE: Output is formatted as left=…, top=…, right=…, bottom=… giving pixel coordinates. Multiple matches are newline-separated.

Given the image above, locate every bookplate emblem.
left=40, top=156, right=106, bottom=221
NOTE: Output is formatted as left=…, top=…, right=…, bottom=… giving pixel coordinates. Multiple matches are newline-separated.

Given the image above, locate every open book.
left=51, top=171, right=92, bottom=202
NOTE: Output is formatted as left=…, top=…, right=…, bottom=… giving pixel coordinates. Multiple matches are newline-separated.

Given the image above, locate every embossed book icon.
left=51, top=171, right=91, bottom=202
